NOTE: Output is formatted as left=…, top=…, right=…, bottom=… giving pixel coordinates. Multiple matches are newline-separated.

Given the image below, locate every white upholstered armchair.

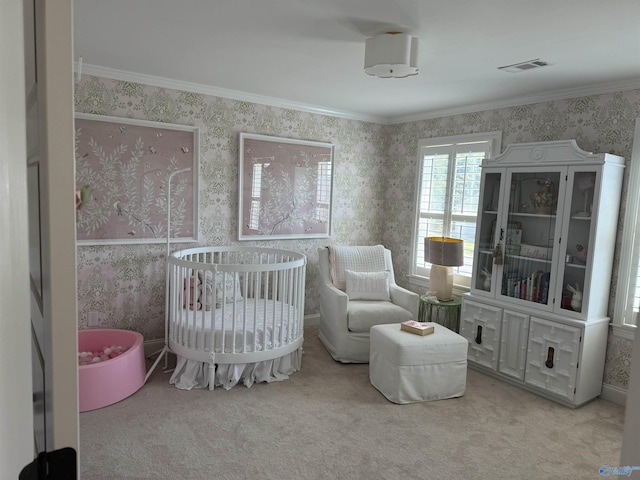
left=318, top=246, right=419, bottom=363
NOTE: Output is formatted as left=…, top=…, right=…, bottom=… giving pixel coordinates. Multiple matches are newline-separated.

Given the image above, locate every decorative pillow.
left=215, top=271, right=243, bottom=306
left=345, top=270, right=390, bottom=301
left=198, top=271, right=214, bottom=310
left=198, top=282, right=214, bottom=311
left=329, top=245, right=387, bottom=290
left=183, top=276, right=201, bottom=310
left=198, top=270, right=243, bottom=308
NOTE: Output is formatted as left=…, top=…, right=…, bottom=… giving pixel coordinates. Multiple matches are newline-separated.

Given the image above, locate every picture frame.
left=238, top=133, right=334, bottom=240
left=490, top=221, right=522, bottom=248
left=75, top=113, right=199, bottom=245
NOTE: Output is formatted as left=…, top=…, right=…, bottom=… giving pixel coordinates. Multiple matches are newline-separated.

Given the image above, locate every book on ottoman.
left=400, top=321, right=435, bottom=336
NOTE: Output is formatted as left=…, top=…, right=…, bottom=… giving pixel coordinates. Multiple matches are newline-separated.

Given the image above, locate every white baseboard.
left=601, top=384, right=627, bottom=406
left=304, top=313, right=320, bottom=327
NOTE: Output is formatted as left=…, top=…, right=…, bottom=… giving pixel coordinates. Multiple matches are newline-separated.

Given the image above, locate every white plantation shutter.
left=613, top=226, right=640, bottom=330
left=613, top=118, right=640, bottom=335
left=412, top=132, right=501, bottom=288
left=632, top=266, right=640, bottom=326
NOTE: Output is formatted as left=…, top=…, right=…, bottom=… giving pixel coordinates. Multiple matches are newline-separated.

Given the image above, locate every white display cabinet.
left=460, top=140, right=624, bottom=407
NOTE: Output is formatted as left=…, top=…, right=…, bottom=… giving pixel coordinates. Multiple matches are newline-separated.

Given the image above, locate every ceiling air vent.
left=498, top=59, right=552, bottom=73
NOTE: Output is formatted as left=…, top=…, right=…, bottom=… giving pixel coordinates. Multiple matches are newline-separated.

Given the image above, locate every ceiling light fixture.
left=364, top=32, right=419, bottom=78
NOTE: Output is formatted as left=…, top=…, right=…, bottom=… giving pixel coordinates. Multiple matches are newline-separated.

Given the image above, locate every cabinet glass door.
left=472, top=170, right=502, bottom=294
left=558, top=169, right=596, bottom=315
left=499, top=169, right=563, bottom=308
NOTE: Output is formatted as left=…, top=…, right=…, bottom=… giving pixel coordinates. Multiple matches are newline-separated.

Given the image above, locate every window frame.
left=612, top=117, right=640, bottom=340
left=408, top=131, right=502, bottom=293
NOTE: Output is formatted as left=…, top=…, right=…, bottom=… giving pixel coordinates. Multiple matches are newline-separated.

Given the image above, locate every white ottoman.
left=369, top=323, right=468, bottom=404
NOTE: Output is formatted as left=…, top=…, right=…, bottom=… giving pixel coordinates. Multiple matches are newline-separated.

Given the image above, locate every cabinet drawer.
left=461, top=299, right=502, bottom=370
left=498, top=309, right=530, bottom=381
left=525, top=317, right=581, bottom=401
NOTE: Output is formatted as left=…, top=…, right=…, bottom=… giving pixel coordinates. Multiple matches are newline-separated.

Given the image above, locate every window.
left=410, top=132, right=502, bottom=290
left=613, top=118, right=640, bottom=338
left=249, top=158, right=271, bottom=230
left=316, top=160, right=331, bottom=223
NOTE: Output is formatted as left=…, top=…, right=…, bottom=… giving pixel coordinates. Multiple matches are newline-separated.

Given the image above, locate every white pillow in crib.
left=198, top=270, right=243, bottom=308
left=345, top=270, right=390, bottom=301
left=215, top=272, right=243, bottom=306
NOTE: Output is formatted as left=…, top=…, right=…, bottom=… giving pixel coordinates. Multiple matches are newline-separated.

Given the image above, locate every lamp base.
left=430, top=265, right=454, bottom=301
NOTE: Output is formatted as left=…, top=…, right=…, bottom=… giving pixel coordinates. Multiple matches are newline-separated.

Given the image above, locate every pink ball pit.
left=78, top=329, right=146, bottom=412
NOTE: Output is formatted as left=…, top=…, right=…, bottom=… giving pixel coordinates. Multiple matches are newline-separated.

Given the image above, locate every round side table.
left=418, top=296, right=462, bottom=333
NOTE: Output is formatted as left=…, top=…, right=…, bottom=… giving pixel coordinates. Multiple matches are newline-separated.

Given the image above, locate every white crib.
left=166, top=246, right=306, bottom=390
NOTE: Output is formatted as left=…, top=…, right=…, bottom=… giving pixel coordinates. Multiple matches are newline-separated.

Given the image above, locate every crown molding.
left=76, top=64, right=385, bottom=124
left=388, top=78, right=640, bottom=124
left=76, top=64, right=640, bottom=126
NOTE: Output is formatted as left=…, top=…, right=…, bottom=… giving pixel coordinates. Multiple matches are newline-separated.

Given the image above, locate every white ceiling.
left=74, top=0, right=640, bottom=124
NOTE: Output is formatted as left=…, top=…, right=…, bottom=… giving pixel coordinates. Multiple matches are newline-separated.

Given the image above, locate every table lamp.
left=424, top=236, right=464, bottom=301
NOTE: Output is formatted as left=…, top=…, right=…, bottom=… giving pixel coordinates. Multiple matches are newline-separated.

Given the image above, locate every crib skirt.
left=169, top=348, right=302, bottom=390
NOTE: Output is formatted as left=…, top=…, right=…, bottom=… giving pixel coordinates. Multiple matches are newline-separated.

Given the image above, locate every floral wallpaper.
left=75, top=74, right=639, bottom=390
left=74, top=75, right=387, bottom=338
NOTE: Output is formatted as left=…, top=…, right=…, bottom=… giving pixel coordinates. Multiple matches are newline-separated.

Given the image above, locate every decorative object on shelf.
left=364, top=33, right=419, bottom=78
left=505, top=227, right=522, bottom=255
left=480, top=267, right=492, bottom=290
left=492, top=242, right=503, bottom=265
left=575, top=173, right=595, bottom=217
left=575, top=244, right=588, bottom=264
left=566, top=284, right=582, bottom=312
left=520, top=243, right=552, bottom=260
left=425, top=236, right=464, bottom=301
left=530, top=178, right=555, bottom=214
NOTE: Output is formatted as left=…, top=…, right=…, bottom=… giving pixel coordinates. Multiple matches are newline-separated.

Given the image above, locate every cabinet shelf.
left=509, top=212, right=557, bottom=219
left=506, top=254, right=551, bottom=265
left=565, top=262, right=586, bottom=270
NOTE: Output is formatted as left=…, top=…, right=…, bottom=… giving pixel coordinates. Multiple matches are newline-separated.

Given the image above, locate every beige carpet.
left=80, top=326, right=624, bottom=480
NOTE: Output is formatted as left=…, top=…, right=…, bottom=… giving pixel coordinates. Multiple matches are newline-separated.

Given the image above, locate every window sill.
left=610, top=324, right=636, bottom=340
left=407, top=274, right=470, bottom=297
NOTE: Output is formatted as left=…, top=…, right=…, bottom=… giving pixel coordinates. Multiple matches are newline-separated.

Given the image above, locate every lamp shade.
left=364, top=33, right=419, bottom=78
left=424, top=237, right=464, bottom=267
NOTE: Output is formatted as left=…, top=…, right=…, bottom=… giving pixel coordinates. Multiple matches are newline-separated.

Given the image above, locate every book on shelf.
left=504, top=270, right=549, bottom=303
left=401, top=321, right=435, bottom=336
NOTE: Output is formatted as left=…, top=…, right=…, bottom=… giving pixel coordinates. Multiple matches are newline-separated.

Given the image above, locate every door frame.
left=0, top=0, right=78, bottom=476
left=0, top=0, right=35, bottom=475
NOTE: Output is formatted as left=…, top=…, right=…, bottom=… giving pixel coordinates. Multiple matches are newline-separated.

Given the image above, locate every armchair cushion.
left=348, top=301, right=414, bottom=333
left=329, top=245, right=386, bottom=289
left=345, top=270, right=390, bottom=301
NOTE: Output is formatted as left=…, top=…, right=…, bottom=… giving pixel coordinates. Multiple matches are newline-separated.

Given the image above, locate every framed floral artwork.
left=238, top=133, right=334, bottom=240
left=75, top=113, right=199, bottom=245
